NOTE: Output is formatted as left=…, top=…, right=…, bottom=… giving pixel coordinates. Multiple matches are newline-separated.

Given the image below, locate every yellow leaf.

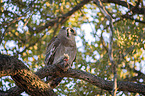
left=12, top=29, right=15, bottom=33
left=26, top=31, right=30, bottom=35
left=108, top=63, right=111, bottom=65
left=25, top=44, right=29, bottom=47
left=23, top=52, right=26, bottom=56
left=101, top=17, right=104, bottom=21
left=32, top=57, right=35, bottom=61
left=42, top=41, right=45, bottom=44
left=24, top=18, right=27, bottom=22
left=15, top=32, right=19, bottom=36
left=46, top=2, right=50, bottom=6
left=41, top=54, right=44, bottom=58
left=34, top=45, right=37, bottom=50
left=15, top=24, right=18, bottom=27
left=38, top=55, right=40, bottom=58
left=26, top=50, right=29, bottom=55
left=30, top=47, right=33, bottom=50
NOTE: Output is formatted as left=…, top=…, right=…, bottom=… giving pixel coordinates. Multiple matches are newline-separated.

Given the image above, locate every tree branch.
left=101, top=0, right=145, bottom=15
left=62, top=69, right=145, bottom=95
left=1, top=54, right=145, bottom=95
left=121, top=15, right=145, bottom=24
left=33, top=0, right=91, bottom=33
left=0, top=54, right=57, bottom=96
left=93, top=0, right=117, bottom=95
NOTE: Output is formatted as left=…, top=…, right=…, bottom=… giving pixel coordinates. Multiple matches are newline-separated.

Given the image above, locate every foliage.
left=0, top=0, right=145, bottom=95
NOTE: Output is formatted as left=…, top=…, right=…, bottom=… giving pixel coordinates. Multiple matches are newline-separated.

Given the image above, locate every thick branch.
left=62, top=69, right=145, bottom=95
left=0, top=54, right=57, bottom=96
left=0, top=55, right=28, bottom=77
left=30, top=64, right=145, bottom=95
left=34, top=63, right=145, bottom=95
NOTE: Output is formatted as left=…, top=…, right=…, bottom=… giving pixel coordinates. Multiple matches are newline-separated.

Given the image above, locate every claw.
left=63, top=54, right=69, bottom=61
left=64, top=58, right=69, bottom=61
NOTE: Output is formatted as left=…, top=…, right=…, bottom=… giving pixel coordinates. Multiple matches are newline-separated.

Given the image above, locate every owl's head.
left=58, top=26, right=77, bottom=46
left=59, top=27, right=76, bottom=38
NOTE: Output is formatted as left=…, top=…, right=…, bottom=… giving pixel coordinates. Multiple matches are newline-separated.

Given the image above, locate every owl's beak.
left=62, top=27, right=77, bottom=36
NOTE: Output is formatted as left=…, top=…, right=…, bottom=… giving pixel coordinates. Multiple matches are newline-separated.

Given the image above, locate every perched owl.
left=44, top=27, right=77, bottom=88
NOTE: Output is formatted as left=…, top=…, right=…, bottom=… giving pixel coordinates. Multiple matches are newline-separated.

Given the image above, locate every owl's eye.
left=70, top=28, right=76, bottom=35
left=66, top=28, right=76, bottom=37
left=67, top=28, right=69, bottom=37
left=70, top=29, right=74, bottom=33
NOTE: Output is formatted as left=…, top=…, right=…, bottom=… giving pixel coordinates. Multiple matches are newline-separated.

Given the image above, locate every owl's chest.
left=53, top=45, right=75, bottom=64
left=64, top=46, right=73, bottom=53
left=57, top=46, right=74, bottom=57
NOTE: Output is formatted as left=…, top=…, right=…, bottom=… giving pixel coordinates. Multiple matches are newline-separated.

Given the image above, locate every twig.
left=14, top=32, right=46, bottom=57
left=100, top=32, right=108, bottom=52
left=101, top=0, right=144, bottom=15
left=34, top=0, right=91, bottom=33
left=121, top=15, right=145, bottom=24
left=130, top=0, right=141, bottom=12
left=93, top=0, right=117, bottom=95
left=1, top=1, right=34, bottom=27
left=53, top=23, right=60, bottom=37
left=0, top=27, right=8, bottom=44
left=0, top=1, right=34, bottom=44
left=104, top=18, right=123, bottom=30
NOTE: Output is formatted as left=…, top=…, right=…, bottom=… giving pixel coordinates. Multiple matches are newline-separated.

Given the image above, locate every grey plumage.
left=44, top=27, right=77, bottom=88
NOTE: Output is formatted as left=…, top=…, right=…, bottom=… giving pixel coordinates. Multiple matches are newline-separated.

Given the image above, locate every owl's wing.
left=44, top=37, right=60, bottom=65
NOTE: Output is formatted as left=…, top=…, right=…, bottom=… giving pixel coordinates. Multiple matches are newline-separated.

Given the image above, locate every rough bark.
left=0, top=54, right=57, bottom=96
left=0, top=55, right=28, bottom=77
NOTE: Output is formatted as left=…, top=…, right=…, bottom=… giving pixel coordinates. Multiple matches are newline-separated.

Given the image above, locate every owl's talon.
left=64, top=58, right=69, bottom=61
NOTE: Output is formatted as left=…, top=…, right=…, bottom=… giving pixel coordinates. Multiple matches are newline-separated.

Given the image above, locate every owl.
left=44, top=27, right=77, bottom=88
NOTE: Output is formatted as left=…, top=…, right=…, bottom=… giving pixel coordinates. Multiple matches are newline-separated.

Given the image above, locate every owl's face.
left=66, top=27, right=76, bottom=37
left=60, top=27, right=76, bottom=38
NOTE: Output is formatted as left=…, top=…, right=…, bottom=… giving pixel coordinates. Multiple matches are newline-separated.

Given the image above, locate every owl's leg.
left=56, top=58, right=70, bottom=71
